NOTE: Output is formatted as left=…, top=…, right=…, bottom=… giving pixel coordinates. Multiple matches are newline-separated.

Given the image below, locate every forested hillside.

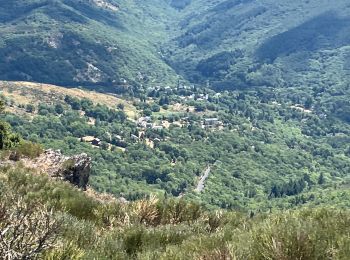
left=2, top=80, right=350, bottom=211
left=1, top=0, right=350, bottom=91
left=164, top=0, right=350, bottom=90
left=0, top=0, right=179, bottom=91
left=2, top=1, right=350, bottom=258
left=2, top=91, right=350, bottom=259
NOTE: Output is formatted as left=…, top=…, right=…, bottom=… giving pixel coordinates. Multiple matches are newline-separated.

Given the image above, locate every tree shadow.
left=0, top=1, right=48, bottom=23
left=256, top=11, right=350, bottom=62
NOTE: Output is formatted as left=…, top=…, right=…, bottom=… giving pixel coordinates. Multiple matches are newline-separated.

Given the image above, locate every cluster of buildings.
left=137, top=116, right=164, bottom=130
left=201, top=118, right=223, bottom=129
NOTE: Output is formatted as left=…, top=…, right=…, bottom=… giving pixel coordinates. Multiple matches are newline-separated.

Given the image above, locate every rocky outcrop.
left=20, top=149, right=91, bottom=190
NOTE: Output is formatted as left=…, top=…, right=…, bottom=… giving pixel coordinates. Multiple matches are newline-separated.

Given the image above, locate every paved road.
left=194, top=166, right=211, bottom=193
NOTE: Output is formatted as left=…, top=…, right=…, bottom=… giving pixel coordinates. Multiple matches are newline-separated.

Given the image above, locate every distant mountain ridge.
left=0, top=0, right=350, bottom=91
left=0, top=0, right=179, bottom=91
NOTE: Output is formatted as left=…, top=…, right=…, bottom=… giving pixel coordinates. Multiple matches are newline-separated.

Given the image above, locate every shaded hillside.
left=0, top=0, right=178, bottom=90
left=164, top=0, right=350, bottom=90
left=256, top=11, right=350, bottom=62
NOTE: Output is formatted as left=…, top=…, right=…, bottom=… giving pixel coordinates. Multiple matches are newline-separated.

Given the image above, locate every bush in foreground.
left=1, top=167, right=350, bottom=259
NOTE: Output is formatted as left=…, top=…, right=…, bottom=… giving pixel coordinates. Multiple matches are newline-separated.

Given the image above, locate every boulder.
left=18, top=149, right=91, bottom=190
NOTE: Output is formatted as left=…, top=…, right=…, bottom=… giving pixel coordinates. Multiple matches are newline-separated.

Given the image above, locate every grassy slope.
left=0, top=81, right=138, bottom=118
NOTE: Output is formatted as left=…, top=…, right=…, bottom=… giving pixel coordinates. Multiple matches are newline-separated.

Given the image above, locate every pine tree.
left=318, top=172, right=325, bottom=185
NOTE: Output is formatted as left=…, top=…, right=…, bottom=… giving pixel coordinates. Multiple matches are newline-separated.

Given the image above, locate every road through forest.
left=194, top=166, right=211, bottom=193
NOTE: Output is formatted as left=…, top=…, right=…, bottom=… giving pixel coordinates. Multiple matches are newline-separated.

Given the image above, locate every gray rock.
left=43, top=150, right=91, bottom=190
left=59, top=153, right=91, bottom=190
left=5, top=149, right=92, bottom=190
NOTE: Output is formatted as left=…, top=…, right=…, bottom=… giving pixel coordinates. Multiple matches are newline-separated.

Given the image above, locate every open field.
left=0, top=81, right=138, bottom=118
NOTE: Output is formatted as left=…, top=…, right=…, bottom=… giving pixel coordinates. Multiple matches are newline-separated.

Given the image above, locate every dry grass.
left=0, top=81, right=138, bottom=118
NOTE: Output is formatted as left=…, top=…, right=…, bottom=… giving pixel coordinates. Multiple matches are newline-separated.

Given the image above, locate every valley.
left=1, top=1, right=350, bottom=258
left=1, top=0, right=350, bottom=210
left=2, top=78, right=350, bottom=210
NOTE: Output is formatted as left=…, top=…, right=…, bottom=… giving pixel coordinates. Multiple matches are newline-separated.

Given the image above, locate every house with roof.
left=202, top=118, right=223, bottom=129
left=81, top=136, right=101, bottom=146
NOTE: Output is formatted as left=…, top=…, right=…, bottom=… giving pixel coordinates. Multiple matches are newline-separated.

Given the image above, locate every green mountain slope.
left=0, top=0, right=179, bottom=90
left=1, top=0, right=350, bottom=91
left=164, top=0, right=350, bottom=90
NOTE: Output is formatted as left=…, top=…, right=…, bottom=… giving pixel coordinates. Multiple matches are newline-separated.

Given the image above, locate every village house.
left=114, top=135, right=122, bottom=141
left=137, top=116, right=153, bottom=128
left=138, top=116, right=151, bottom=124
left=202, top=118, right=223, bottom=129
left=81, top=136, right=101, bottom=146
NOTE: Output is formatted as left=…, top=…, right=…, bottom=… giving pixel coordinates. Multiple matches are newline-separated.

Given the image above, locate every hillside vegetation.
left=0, top=0, right=179, bottom=90
left=2, top=80, right=350, bottom=211
left=1, top=165, right=350, bottom=259
left=1, top=0, right=350, bottom=91
left=3, top=112, right=349, bottom=258
left=0, top=81, right=138, bottom=118
left=1, top=0, right=350, bottom=235
left=164, top=0, right=350, bottom=90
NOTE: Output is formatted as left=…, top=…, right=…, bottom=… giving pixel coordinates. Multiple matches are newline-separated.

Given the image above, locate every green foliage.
left=3, top=81, right=350, bottom=210
left=0, top=1, right=350, bottom=92
left=25, top=104, right=35, bottom=113
left=2, top=167, right=99, bottom=220
left=0, top=99, right=4, bottom=113
left=164, top=0, right=350, bottom=90
left=11, top=141, right=43, bottom=159
left=170, top=0, right=191, bottom=9
left=2, top=167, right=350, bottom=259
left=0, top=121, right=20, bottom=150
left=0, top=0, right=179, bottom=89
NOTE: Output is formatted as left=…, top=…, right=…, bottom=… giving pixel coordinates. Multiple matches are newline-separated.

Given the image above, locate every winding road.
left=194, top=166, right=211, bottom=193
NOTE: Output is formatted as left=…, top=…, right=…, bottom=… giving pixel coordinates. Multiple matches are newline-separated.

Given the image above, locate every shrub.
left=10, top=141, right=43, bottom=160
left=131, top=195, right=160, bottom=226
left=0, top=121, right=21, bottom=150
left=0, top=195, right=61, bottom=259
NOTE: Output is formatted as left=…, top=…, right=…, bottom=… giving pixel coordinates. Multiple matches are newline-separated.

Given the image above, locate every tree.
left=55, top=104, right=64, bottom=114
left=0, top=100, right=4, bottom=113
left=194, top=103, right=206, bottom=112
left=143, top=109, right=152, bottom=116
left=117, top=103, right=125, bottom=110
left=318, top=172, right=325, bottom=185
left=304, top=96, right=313, bottom=109
left=151, top=104, right=160, bottom=112
left=26, top=104, right=35, bottom=113
left=0, top=101, right=21, bottom=149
